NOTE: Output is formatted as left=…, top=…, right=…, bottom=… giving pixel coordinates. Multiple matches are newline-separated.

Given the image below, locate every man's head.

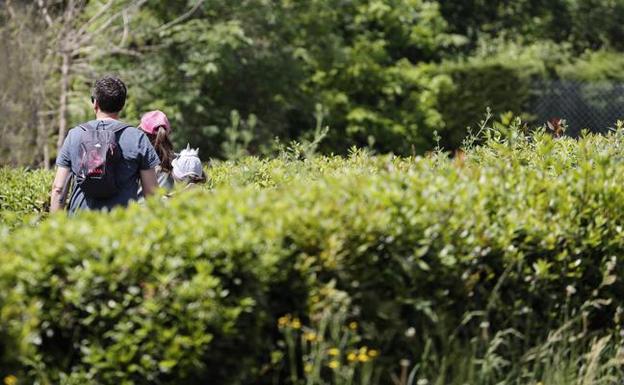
left=92, top=76, right=127, bottom=114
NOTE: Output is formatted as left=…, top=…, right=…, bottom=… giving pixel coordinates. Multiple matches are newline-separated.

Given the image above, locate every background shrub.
left=0, top=168, right=52, bottom=230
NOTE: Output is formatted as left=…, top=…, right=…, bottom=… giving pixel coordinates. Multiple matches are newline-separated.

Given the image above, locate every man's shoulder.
left=117, top=124, right=150, bottom=154
left=118, top=125, right=145, bottom=141
left=68, top=120, right=104, bottom=135
left=75, top=120, right=143, bottom=137
left=67, top=124, right=86, bottom=134
left=121, top=125, right=142, bottom=134
left=71, top=120, right=98, bottom=130
left=74, top=119, right=138, bottom=130
left=65, top=125, right=86, bottom=141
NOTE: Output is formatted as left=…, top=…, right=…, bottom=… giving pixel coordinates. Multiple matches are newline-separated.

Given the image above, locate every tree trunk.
left=57, top=51, right=70, bottom=152
left=43, top=142, right=50, bottom=170
left=38, top=111, right=50, bottom=169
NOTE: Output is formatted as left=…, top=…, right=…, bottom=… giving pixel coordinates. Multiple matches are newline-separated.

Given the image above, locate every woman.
left=138, top=110, right=175, bottom=193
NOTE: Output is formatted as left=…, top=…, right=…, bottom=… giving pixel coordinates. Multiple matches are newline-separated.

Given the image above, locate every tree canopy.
left=3, top=0, right=624, bottom=166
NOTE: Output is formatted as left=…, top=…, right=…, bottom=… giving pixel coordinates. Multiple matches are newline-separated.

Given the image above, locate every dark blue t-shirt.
left=56, top=119, right=160, bottom=213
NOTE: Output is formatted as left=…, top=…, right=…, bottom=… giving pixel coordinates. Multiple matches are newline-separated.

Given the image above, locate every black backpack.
left=75, top=121, right=129, bottom=199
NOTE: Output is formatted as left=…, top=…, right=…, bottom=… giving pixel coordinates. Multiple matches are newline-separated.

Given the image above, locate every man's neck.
left=95, top=111, right=120, bottom=120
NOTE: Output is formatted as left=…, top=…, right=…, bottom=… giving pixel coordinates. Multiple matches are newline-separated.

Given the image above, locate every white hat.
left=172, top=144, right=203, bottom=180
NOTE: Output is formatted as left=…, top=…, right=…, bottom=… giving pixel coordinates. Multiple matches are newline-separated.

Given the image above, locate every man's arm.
left=140, top=168, right=159, bottom=197
left=50, top=166, right=71, bottom=213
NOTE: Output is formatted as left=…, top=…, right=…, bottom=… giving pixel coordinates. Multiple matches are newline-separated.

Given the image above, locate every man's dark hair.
left=92, top=76, right=127, bottom=113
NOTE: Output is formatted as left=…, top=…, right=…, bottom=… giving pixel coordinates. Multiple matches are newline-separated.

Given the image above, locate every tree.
left=0, top=1, right=50, bottom=166
left=34, top=0, right=147, bottom=154
left=119, top=0, right=457, bottom=158
left=0, top=0, right=148, bottom=166
left=439, top=0, right=624, bottom=53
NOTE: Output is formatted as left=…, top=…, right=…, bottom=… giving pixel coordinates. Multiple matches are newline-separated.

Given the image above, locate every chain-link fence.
left=531, top=80, right=624, bottom=136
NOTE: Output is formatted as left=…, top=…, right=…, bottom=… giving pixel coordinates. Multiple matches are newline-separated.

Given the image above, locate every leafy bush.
left=3, top=125, right=624, bottom=383
left=435, top=61, right=535, bottom=149
left=432, top=40, right=569, bottom=150
left=557, top=50, right=624, bottom=82
left=0, top=168, right=52, bottom=230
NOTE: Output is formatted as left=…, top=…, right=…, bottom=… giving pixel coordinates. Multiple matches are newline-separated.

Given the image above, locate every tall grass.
left=399, top=309, right=624, bottom=385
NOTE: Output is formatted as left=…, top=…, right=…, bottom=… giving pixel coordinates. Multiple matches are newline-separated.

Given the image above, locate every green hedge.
left=2, top=128, right=624, bottom=383
left=0, top=168, right=52, bottom=230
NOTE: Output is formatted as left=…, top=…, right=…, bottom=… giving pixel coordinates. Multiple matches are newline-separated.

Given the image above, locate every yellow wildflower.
left=278, top=315, right=290, bottom=327
left=4, top=375, right=17, bottom=385
left=328, top=360, right=340, bottom=369
left=328, top=347, right=340, bottom=356
left=349, top=321, right=358, bottom=330
left=291, top=318, right=302, bottom=329
left=368, top=349, right=379, bottom=358
left=303, top=331, right=317, bottom=342
left=358, top=353, right=370, bottom=362
left=359, top=346, right=368, bottom=354
left=304, top=363, right=313, bottom=373
left=347, top=352, right=358, bottom=362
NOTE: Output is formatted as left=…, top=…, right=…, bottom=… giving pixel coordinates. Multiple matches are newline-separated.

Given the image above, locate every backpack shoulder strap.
left=111, top=124, right=132, bottom=133
left=78, top=122, right=130, bottom=133
left=79, top=124, right=95, bottom=131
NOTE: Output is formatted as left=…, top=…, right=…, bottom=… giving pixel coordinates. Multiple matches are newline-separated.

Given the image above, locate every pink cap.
left=139, top=110, right=170, bottom=135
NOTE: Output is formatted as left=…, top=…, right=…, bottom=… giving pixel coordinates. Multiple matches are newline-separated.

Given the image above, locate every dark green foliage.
left=439, top=0, right=624, bottom=53
left=117, top=0, right=624, bottom=157
left=435, top=61, right=536, bottom=149
left=7, top=1, right=624, bottom=163
left=121, top=0, right=457, bottom=157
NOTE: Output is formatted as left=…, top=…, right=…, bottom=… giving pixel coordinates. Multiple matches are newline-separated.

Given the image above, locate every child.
left=172, top=144, right=206, bottom=188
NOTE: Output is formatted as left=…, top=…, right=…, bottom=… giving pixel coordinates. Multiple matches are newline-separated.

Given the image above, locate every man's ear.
left=93, top=99, right=99, bottom=113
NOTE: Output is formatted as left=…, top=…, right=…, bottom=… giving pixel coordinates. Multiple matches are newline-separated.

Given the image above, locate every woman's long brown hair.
left=148, top=126, right=175, bottom=173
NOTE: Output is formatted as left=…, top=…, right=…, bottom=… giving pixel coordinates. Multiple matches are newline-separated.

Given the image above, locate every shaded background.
left=4, top=0, right=624, bottom=166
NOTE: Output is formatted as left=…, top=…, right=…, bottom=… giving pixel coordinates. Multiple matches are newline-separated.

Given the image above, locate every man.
left=50, top=76, right=159, bottom=213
